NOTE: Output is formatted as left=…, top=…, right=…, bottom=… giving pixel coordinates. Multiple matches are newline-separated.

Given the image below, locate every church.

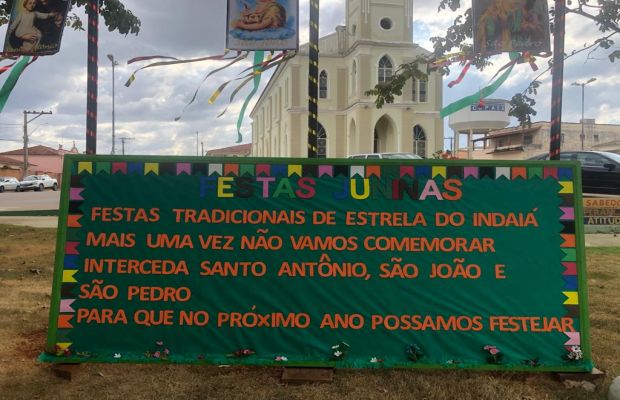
left=249, top=0, right=443, bottom=158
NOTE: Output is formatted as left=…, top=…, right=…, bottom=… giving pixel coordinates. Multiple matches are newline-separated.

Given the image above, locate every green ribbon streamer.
left=0, top=56, right=31, bottom=113
left=235, top=51, right=264, bottom=143
left=439, top=53, right=518, bottom=119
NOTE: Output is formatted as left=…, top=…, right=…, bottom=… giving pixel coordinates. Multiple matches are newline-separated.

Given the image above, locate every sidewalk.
left=1, top=216, right=618, bottom=247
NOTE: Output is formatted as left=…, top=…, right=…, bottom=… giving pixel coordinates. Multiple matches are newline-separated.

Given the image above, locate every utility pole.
left=201, top=141, right=204, bottom=157
left=571, top=78, right=596, bottom=151
left=118, top=137, right=134, bottom=155
left=107, top=54, right=119, bottom=154
left=23, top=110, right=52, bottom=179
left=196, top=131, right=199, bottom=156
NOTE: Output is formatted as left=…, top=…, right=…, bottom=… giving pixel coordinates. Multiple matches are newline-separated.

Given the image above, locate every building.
left=0, top=143, right=79, bottom=183
left=468, top=121, right=620, bottom=160
left=250, top=0, right=443, bottom=158
left=0, top=155, right=32, bottom=179
left=205, top=143, right=252, bottom=157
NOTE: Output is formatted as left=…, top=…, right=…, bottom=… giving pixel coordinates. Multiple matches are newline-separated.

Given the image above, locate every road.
left=0, top=190, right=61, bottom=211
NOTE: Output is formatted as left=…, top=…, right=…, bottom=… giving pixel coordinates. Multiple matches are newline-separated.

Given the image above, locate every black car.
left=530, top=151, right=620, bottom=195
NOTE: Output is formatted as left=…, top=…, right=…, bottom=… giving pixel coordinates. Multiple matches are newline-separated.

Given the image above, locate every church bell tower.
left=346, top=0, right=414, bottom=45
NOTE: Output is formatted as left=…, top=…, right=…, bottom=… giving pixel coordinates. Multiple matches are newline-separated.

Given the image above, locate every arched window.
left=317, top=122, right=327, bottom=158
left=319, top=70, right=328, bottom=99
left=378, top=55, right=393, bottom=84
left=412, top=78, right=428, bottom=102
left=419, top=78, right=428, bottom=102
left=413, top=125, right=426, bottom=158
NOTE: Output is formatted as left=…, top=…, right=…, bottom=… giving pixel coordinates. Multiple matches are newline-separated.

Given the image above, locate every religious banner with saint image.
left=226, top=0, right=299, bottom=51
left=3, top=0, right=71, bottom=56
left=472, top=0, right=550, bottom=55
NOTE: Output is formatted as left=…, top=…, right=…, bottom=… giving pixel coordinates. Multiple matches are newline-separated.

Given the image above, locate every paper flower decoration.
left=330, top=342, right=350, bottom=361
left=565, top=345, right=583, bottom=361
left=145, top=341, right=170, bottom=360
left=405, top=344, right=424, bottom=362
left=483, top=345, right=503, bottom=364
left=229, top=349, right=255, bottom=358
left=523, top=357, right=540, bottom=367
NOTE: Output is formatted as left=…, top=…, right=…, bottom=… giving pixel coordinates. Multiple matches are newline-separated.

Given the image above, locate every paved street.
left=0, top=190, right=60, bottom=211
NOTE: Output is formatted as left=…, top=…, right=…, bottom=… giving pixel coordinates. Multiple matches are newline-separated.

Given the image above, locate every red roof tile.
left=206, top=143, right=252, bottom=156
left=0, top=145, right=62, bottom=156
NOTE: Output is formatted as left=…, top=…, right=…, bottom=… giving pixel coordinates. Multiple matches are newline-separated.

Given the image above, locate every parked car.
left=17, top=175, right=58, bottom=192
left=0, top=176, right=20, bottom=192
left=348, top=152, right=423, bottom=159
left=529, top=151, right=620, bottom=195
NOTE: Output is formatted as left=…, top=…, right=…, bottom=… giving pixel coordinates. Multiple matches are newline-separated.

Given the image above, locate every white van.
left=347, top=152, right=423, bottom=159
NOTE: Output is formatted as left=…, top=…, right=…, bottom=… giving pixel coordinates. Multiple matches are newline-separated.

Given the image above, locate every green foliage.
left=365, top=56, right=430, bottom=108
left=0, top=0, right=140, bottom=35
left=366, top=0, right=619, bottom=127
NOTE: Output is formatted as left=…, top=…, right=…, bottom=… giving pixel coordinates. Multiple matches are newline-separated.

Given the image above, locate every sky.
left=0, top=0, right=618, bottom=156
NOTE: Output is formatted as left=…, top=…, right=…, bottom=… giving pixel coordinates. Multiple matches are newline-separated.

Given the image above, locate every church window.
left=378, top=56, right=393, bottom=84
left=319, top=70, right=328, bottom=99
left=413, top=125, right=426, bottom=158
left=380, top=17, right=393, bottom=30
left=412, top=78, right=428, bottom=102
left=419, top=78, right=428, bottom=102
left=317, top=122, right=327, bottom=158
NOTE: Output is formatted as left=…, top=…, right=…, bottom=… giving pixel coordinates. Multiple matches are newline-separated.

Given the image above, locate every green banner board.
left=42, top=155, right=592, bottom=371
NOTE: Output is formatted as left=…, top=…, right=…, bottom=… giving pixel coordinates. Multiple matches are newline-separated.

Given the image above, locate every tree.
left=366, top=0, right=619, bottom=126
left=0, top=0, right=141, bottom=35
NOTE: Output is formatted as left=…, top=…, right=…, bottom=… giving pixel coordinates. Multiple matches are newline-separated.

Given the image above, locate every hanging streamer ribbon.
left=216, top=52, right=296, bottom=119
left=429, top=52, right=466, bottom=69
left=174, top=52, right=249, bottom=121
left=0, top=61, right=18, bottom=75
left=0, top=56, right=31, bottom=113
left=127, top=55, right=182, bottom=64
left=235, top=51, right=264, bottom=143
left=206, top=52, right=276, bottom=106
left=447, top=61, right=471, bottom=88
left=440, top=54, right=518, bottom=118
left=125, top=51, right=233, bottom=87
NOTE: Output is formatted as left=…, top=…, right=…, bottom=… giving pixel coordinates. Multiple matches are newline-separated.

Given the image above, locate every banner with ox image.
left=3, top=0, right=71, bottom=56
left=226, top=0, right=299, bottom=51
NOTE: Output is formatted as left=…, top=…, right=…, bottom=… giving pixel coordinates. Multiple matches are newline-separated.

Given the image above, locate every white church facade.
left=250, top=0, right=444, bottom=158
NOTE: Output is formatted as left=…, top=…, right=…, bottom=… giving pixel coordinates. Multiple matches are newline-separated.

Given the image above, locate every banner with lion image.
left=227, top=0, right=299, bottom=51
left=472, top=0, right=550, bottom=55
left=3, top=0, right=71, bottom=56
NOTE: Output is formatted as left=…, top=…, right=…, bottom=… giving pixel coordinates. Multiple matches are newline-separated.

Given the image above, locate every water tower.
left=448, top=99, right=511, bottom=159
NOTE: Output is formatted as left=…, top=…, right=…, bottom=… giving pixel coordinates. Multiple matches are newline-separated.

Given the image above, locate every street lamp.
left=571, top=77, right=596, bottom=151
left=107, top=54, right=119, bottom=154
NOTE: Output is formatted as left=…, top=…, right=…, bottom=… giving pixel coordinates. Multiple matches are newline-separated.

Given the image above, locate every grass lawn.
left=0, top=224, right=617, bottom=400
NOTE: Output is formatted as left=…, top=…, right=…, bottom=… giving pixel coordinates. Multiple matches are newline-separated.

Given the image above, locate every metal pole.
left=86, top=0, right=99, bottom=154
left=201, top=142, right=204, bottom=157
left=580, top=83, right=584, bottom=150
left=196, top=132, right=199, bottom=156
left=571, top=77, right=595, bottom=151
left=107, top=54, right=118, bottom=154
left=23, top=111, right=28, bottom=179
left=549, top=0, right=566, bottom=160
